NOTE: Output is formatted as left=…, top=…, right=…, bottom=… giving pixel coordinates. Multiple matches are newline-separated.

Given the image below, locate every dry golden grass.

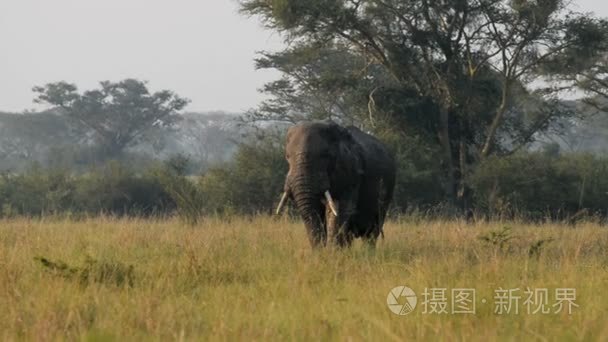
left=1, top=216, right=607, bottom=341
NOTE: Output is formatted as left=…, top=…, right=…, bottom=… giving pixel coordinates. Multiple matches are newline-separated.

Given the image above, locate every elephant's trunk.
left=291, top=175, right=327, bottom=247
left=288, top=157, right=329, bottom=247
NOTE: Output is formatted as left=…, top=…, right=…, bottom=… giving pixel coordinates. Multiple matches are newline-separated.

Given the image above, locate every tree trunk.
left=438, top=103, right=456, bottom=207
left=457, top=139, right=470, bottom=214
left=481, top=82, right=510, bottom=158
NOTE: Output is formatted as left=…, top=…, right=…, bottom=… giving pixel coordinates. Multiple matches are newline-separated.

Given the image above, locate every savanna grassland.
left=1, top=216, right=607, bottom=341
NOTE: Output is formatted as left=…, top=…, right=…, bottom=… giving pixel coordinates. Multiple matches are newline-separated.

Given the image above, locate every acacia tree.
left=241, top=0, right=608, bottom=206
left=244, top=43, right=382, bottom=125
left=545, top=37, right=608, bottom=112
left=578, top=55, right=608, bottom=112
left=33, top=79, right=190, bottom=159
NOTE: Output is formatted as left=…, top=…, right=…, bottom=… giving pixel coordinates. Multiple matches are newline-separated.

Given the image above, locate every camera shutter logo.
left=387, top=286, right=417, bottom=315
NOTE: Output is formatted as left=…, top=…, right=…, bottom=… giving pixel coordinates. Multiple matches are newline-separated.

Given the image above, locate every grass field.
left=1, top=216, right=607, bottom=341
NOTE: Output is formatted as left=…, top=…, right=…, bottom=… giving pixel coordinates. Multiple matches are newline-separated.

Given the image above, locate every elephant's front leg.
left=325, top=199, right=354, bottom=248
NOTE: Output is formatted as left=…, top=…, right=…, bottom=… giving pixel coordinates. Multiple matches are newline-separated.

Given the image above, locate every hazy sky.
left=0, top=0, right=283, bottom=113
left=0, top=0, right=606, bottom=113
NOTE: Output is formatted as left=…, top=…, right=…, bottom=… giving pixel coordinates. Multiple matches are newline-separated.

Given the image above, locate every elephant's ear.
left=327, top=123, right=365, bottom=189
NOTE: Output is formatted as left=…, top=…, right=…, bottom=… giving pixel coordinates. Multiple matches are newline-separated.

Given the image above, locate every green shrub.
left=470, top=153, right=608, bottom=220
left=199, top=138, right=287, bottom=215
left=153, top=155, right=205, bottom=224
left=0, top=162, right=175, bottom=217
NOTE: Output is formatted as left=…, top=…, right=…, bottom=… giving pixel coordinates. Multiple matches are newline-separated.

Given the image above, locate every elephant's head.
left=276, top=121, right=363, bottom=247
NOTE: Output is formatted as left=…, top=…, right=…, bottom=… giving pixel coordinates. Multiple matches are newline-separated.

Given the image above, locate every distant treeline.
left=2, top=80, right=244, bottom=174
left=2, top=139, right=608, bottom=221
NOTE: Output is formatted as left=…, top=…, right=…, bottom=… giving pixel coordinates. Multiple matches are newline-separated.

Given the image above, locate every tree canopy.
left=33, top=79, right=190, bottom=158
left=241, top=0, right=608, bottom=207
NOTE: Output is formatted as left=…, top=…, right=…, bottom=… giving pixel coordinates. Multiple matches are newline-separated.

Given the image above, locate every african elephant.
left=276, top=120, right=396, bottom=248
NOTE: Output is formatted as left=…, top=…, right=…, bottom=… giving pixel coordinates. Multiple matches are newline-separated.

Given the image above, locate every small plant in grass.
left=528, top=237, right=554, bottom=260
left=34, top=255, right=134, bottom=287
left=478, top=226, right=514, bottom=253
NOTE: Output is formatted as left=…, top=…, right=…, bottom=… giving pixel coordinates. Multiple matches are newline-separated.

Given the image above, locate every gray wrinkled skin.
left=282, top=120, right=396, bottom=248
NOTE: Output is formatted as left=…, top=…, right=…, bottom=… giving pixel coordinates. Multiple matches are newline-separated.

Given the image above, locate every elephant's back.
left=346, top=127, right=395, bottom=165
left=346, top=126, right=396, bottom=186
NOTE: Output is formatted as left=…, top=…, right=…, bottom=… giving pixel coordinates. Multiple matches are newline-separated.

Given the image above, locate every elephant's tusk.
left=324, top=191, right=338, bottom=217
left=276, top=191, right=289, bottom=215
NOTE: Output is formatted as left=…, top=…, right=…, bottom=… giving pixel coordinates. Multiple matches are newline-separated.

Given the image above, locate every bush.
left=470, top=153, right=608, bottom=219
left=377, top=129, right=445, bottom=212
left=199, top=138, right=287, bottom=215
left=0, top=165, right=77, bottom=216
left=0, top=162, right=175, bottom=217
left=153, top=155, right=205, bottom=224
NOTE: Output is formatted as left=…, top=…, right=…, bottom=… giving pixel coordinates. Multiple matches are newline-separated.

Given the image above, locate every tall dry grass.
left=1, top=216, right=607, bottom=341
